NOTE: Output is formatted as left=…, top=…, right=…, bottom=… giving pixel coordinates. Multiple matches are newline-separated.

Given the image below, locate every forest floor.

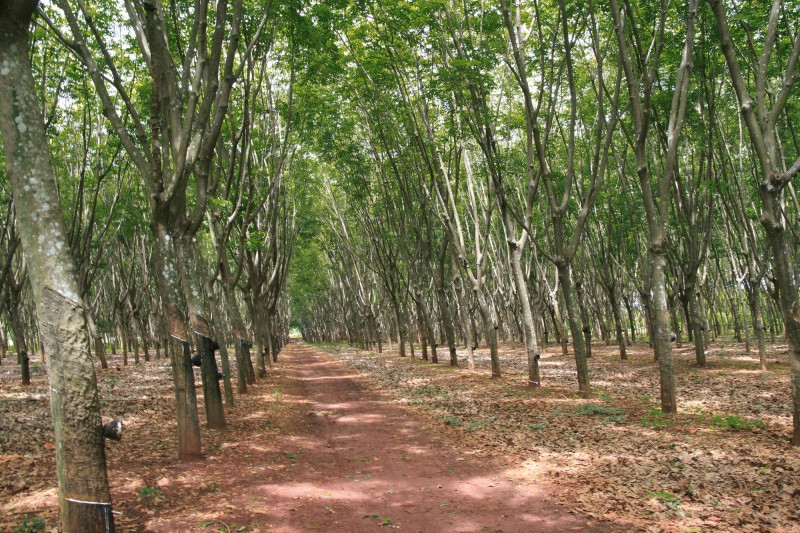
left=0, top=337, right=798, bottom=532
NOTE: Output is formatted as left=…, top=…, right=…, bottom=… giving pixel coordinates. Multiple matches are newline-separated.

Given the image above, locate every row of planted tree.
left=0, top=0, right=312, bottom=530
left=1, top=0, right=800, bottom=531
left=285, top=0, right=800, bottom=450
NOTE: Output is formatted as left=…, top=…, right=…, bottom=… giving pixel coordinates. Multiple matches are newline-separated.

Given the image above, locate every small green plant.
left=12, top=516, right=45, bottom=533
left=194, top=520, right=216, bottom=528
left=640, top=407, right=673, bottom=429
left=31, top=364, right=42, bottom=373
left=107, top=374, right=118, bottom=389
left=529, top=422, right=548, bottom=430
left=138, top=485, right=163, bottom=500
left=709, top=415, right=765, bottom=431
left=443, top=416, right=463, bottom=427
left=649, top=491, right=683, bottom=514
left=379, top=518, right=393, bottom=526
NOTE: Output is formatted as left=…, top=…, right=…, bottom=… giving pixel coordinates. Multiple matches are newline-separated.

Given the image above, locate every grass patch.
left=709, top=415, right=765, bottom=431
left=639, top=407, right=673, bottom=429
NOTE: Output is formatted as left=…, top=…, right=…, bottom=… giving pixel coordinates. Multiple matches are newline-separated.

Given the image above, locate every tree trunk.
left=236, top=338, right=251, bottom=392
left=610, top=289, right=627, bottom=360
left=391, top=299, right=406, bottom=357
left=689, top=287, right=706, bottom=367
left=176, top=238, right=225, bottom=430
left=0, top=8, right=115, bottom=528
left=10, top=313, right=30, bottom=385
left=748, top=285, right=767, bottom=372
left=152, top=223, right=201, bottom=460
left=623, top=294, right=637, bottom=343
left=255, top=334, right=265, bottom=377
left=476, top=296, right=500, bottom=378
left=94, top=336, right=108, bottom=370
left=557, top=264, right=590, bottom=397
left=510, top=243, right=540, bottom=386
left=119, top=325, right=128, bottom=366
left=198, top=334, right=226, bottom=429
left=132, top=333, right=140, bottom=365
left=764, top=224, right=800, bottom=444
left=575, top=282, right=592, bottom=359
left=651, top=252, right=677, bottom=414
left=173, top=341, right=203, bottom=458
left=456, top=288, right=475, bottom=370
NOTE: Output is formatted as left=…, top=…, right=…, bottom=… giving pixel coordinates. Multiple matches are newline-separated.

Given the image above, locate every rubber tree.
left=500, top=0, right=621, bottom=394
left=53, top=0, right=271, bottom=448
left=610, top=0, right=699, bottom=415
left=0, top=1, right=115, bottom=530
left=708, top=0, right=800, bottom=444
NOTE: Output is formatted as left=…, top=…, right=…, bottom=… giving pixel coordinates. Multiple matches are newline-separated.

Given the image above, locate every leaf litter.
left=321, top=339, right=800, bottom=532
left=0, top=339, right=798, bottom=532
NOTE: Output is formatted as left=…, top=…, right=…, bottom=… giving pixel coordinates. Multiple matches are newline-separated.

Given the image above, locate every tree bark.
left=557, top=264, right=590, bottom=396
left=0, top=5, right=115, bottom=529
left=152, top=223, right=202, bottom=459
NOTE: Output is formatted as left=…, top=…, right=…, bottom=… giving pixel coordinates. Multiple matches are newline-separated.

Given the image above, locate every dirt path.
left=70, top=342, right=612, bottom=532
left=194, top=342, right=602, bottom=533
